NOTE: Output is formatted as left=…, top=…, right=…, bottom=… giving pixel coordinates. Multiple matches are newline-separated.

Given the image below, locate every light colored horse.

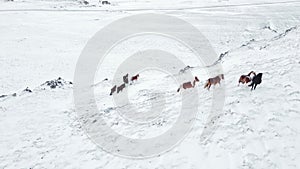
left=177, top=76, right=199, bottom=92
left=204, top=74, right=224, bottom=90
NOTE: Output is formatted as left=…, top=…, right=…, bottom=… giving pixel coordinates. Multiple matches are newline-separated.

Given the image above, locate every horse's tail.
left=238, top=78, right=241, bottom=86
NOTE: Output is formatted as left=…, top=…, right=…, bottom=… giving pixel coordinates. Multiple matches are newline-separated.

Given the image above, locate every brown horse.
left=131, top=74, right=139, bottom=82
left=117, top=83, right=126, bottom=93
left=177, top=76, right=199, bottom=92
left=204, top=74, right=224, bottom=90
left=238, top=71, right=256, bottom=85
left=123, top=74, right=129, bottom=84
left=110, top=85, right=117, bottom=95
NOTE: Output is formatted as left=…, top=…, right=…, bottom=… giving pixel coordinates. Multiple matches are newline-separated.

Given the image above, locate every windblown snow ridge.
left=211, top=25, right=299, bottom=66
left=176, top=25, right=299, bottom=75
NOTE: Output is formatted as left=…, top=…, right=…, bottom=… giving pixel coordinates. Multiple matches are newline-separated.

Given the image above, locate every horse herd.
left=109, top=74, right=139, bottom=95
left=109, top=71, right=263, bottom=95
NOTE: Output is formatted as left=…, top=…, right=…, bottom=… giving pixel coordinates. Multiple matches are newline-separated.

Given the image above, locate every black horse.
left=248, top=73, right=263, bottom=90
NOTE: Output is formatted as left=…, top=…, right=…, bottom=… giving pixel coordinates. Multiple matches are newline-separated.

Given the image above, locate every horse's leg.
left=177, top=85, right=181, bottom=92
left=204, top=82, right=208, bottom=89
left=254, top=84, right=257, bottom=90
left=110, top=88, right=114, bottom=95
left=250, top=84, right=254, bottom=91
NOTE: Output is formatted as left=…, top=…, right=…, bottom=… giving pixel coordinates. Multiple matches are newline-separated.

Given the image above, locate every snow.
left=0, top=0, right=300, bottom=168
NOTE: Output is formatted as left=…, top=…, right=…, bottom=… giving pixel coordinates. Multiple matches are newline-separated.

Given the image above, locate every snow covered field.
left=0, top=0, right=300, bottom=168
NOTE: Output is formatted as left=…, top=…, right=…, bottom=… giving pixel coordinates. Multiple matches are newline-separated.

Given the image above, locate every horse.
left=238, top=71, right=256, bottom=85
left=110, top=85, right=116, bottom=95
left=131, top=74, right=139, bottom=83
left=123, top=74, right=129, bottom=84
left=117, top=83, right=126, bottom=93
left=204, top=74, right=224, bottom=90
left=177, top=76, right=199, bottom=92
left=248, top=73, right=263, bottom=90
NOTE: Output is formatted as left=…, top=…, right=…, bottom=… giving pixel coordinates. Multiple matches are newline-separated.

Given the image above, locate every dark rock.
left=24, top=87, right=32, bottom=93
left=50, top=84, right=56, bottom=89
left=42, top=77, right=73, bottom=89
left=0, top=95, right=7, bottom=98
left=179, top=65, right=194, bottom=74
left=101, top=0, right=110, bottom=5
left=83, top=0, right=89, bottom=5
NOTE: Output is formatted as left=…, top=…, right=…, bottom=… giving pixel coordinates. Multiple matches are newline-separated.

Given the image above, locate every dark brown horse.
left=117, top=83, right=126, bottom=93
left=123, top=74, right=129, bottom=84
left=110, top=85, right=117, bottom=95
left=238, top=71, right=256, bottom=85
left=204, top=74, right=224, bottom=90
left=131, top=74, right=139, bottom=82
left=177, top=76, right=199, bottom=92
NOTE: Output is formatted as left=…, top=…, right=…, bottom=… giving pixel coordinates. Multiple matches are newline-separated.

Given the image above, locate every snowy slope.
left=0, top=0, right=300, bottom=169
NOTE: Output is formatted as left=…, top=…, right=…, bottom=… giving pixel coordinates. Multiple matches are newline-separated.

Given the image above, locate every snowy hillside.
left=0, top=0, right=300, bottom=168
